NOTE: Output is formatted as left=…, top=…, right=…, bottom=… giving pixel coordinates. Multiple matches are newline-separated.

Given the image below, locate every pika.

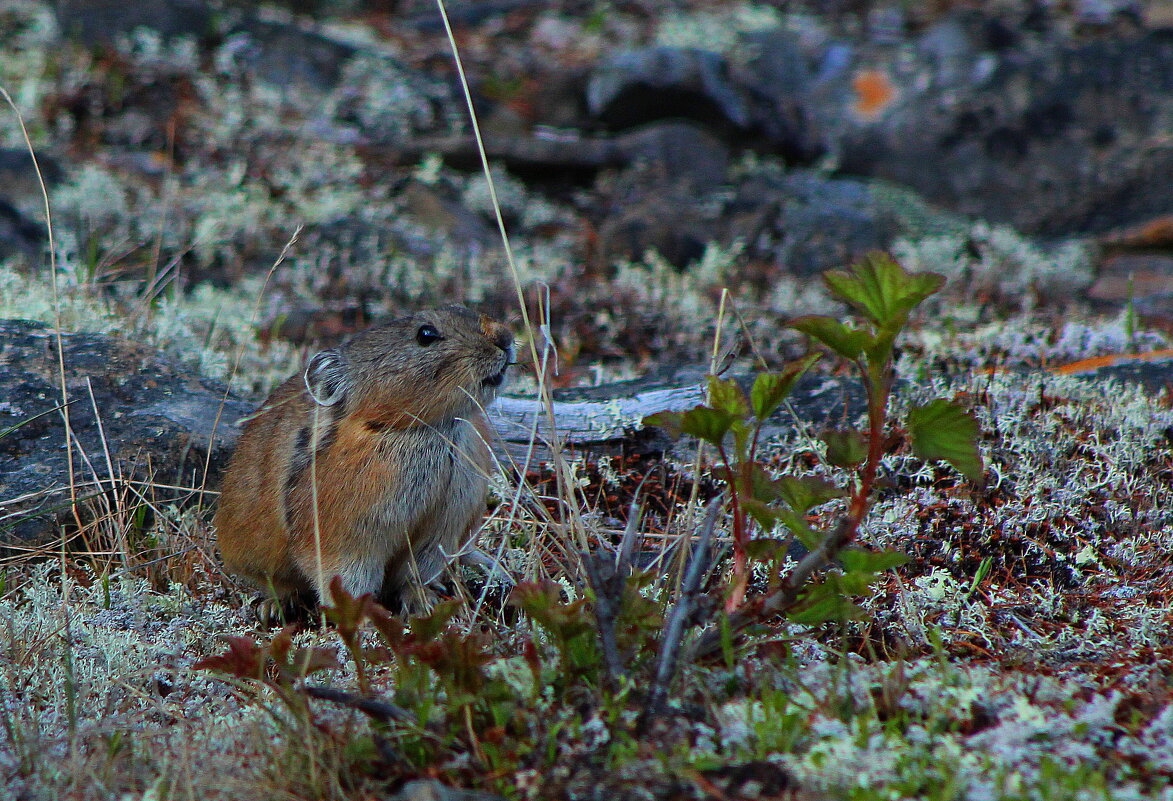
left=214, top=305, right=514, bottom=611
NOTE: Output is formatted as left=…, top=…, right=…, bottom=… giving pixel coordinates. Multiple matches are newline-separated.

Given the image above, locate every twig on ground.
left=302, top=685, right=416, bottom=724
left=638, top=494, right=722, bottom=732
left=583, top=490, right=645, bottom=687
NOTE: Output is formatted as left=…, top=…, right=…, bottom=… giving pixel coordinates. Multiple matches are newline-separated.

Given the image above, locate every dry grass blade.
left=0, top=84, right=79, bottom=601
left=434, top=0, right=588, bottom=585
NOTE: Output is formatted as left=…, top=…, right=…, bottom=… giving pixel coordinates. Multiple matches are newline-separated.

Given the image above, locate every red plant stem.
left=762, top=361, right=888, bottom=613
left=716, top=442, right=748, bottom=610
left=697, top=360, right=891, bottom=652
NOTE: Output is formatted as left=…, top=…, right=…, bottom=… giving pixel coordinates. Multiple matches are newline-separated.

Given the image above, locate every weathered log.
left=488, top=371, right=867, bottom=465
left=489, top=385, right=703, bottom=463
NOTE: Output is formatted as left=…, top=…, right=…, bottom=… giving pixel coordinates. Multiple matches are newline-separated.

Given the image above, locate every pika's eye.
left=416, top=324, right=443, bottom=346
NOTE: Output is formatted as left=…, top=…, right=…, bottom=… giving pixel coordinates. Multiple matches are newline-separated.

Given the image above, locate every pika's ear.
left=304, top=349, right=347, bottom=407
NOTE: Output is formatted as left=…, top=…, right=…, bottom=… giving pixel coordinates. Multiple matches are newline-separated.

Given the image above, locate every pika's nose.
left=481, top=317, right=514, bottom=355
left=493, top=328, right=514, bottom=355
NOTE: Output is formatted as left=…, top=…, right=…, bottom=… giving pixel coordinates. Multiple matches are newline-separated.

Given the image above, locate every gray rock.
left=739, top=28, right=824, bottom=160
left=728, top=169, right=898, bottom=276
left=225, top=19, right=357, bottom=91
left=614, top=121, right=730, bottom=192
left=587, top=47, right=754, bottom=132
left=402, top=0, right=541, bottom=32
left=0, top=199, right=45, bottom=264
left=399, top=121, right=729, bottom=189
left=54, top=0, right=216, bottom=44
left=594, top=165, right=899, bottom=274
left=0, top=148, right=64, bottom=206
left=0, top=320, right=251, bottom=546
left=835, top=29, right=1173, bottom=235
left=581, top=20, right=1171, bottom=239
left=597, top=182, right=715, bottom=269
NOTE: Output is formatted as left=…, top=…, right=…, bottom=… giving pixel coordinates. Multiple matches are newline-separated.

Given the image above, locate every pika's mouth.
left=482, top=363, right=510, bottom=389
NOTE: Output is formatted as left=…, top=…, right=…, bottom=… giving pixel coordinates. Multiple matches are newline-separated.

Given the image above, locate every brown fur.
left=214, top=306, right=513, bottom=607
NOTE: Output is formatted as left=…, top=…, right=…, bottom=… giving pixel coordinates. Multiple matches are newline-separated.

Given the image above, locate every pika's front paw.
left=250, top=596, right=286, bottom=627
left=249, top=594, right=315, bottom=627
left=401, top=584, right=443, bottom=617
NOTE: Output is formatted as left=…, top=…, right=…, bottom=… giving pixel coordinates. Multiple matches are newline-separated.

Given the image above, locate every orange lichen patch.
left=852, top=69, right=897, bottom=120
left=1049, top=349, right=1173, bottom=376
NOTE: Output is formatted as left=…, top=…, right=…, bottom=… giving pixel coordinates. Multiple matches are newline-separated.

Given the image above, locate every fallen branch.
left=302, top=685, right=415, bottom=724
left=583, top=491, right=646, bottom=688
left=638, top=494, right=722, bottom=731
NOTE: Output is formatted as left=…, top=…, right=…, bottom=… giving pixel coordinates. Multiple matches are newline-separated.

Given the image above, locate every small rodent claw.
left=400, top=585, right=442, bottom=617
left=250, top=596, right=286, bottom=628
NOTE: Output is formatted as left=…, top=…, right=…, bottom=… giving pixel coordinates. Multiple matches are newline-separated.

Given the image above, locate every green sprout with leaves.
left=649, top=253, right=983, bottom=648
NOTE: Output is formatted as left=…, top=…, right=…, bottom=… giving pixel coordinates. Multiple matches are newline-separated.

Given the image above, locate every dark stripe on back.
left=283, top=418, right=336, bottom=530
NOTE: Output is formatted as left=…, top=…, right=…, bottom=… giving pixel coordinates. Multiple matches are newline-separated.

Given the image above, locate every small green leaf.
left=740, top=497, right=821, bottom=549
left=741, top=496, right=783, bottom=530
left=742, top=467, right=842, bottom=514
left=906, top=399, right=984, bottom=482
left=863, top=328, right=898, bottom=377
left=834, top=569, right=875, bottom=596
left=643, top=410, right=684, bottom=439
left=821, top=430, right=868, bottom=468
left=823, top=252, right=946, bottom=329
left=731, top=419, right=751, bottom=462
left=743, top=463, right=782, bottom=504
left=744, top=537, right=787, bottom=562
left=680, top=406, right=735, bottom=445
left=708, top=376, right=748, bottom=417
left=789, top=316, right=872, bottom=360
left=775, top=476, right=847, bottom=513
left=776, top=507, right=821, bottom=550
left=840, top=548, right=909, bottom=574
left=750, top=353, right=821, bottom=420
left=788, top=580, right=864, bottom=625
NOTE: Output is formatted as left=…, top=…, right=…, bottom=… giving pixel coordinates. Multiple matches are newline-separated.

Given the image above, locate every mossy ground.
left=1, top=302, right=1171, bottom=800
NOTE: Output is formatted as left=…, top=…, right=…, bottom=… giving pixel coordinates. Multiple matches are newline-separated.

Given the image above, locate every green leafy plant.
left=648, top=253, right=983, bottom=651
left=647, top=354, right=823, bottom=611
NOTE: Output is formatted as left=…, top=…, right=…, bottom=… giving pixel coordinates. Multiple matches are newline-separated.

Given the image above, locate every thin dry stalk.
left=84, top=377, right=130, bottom=571
left=434, top=0, right=587, bottom=586
left=0, top=85, right=80, bottom=596
left=302, top=685, right=415, bottom=724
